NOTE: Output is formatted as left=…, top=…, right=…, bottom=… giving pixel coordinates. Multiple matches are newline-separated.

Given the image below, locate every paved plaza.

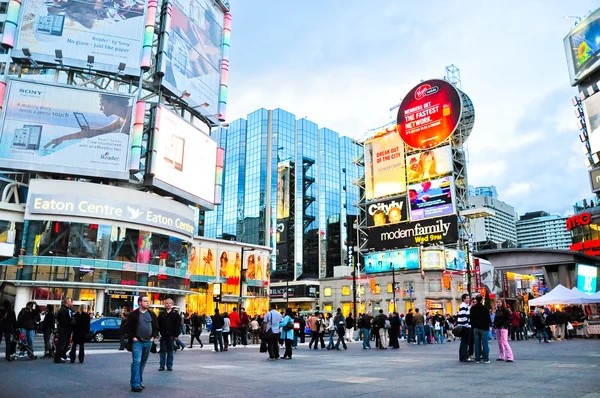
left=1, top=337, right=599, bottom=398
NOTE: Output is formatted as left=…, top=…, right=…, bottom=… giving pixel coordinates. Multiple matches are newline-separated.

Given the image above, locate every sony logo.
left=19, top=89, right=42, bottom=95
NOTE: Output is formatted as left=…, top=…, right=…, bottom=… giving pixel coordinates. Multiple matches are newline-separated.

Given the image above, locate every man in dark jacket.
left=157, top=298, right=180, bottom=371
left=470, top=295, right=491, bottom=363
left=42, top=305, right=56, bottom=357
left=239, top=307, right=250, bottom=346
left=125, top=296, right=158, bottom=392
left=54, top=298, right=73, bottom=363
left=119, top=312, right=128, bottom=350
left=17, top=301, right=39, bottom=359
left=345, top=314, right=355, bottom=343
left=0, top=300, right=17, bottom=361
left=389, top=312, right=401, bottom=349
left=405, top=309, right=415, bottom=343
left=211, top=309, right=225, bottom=352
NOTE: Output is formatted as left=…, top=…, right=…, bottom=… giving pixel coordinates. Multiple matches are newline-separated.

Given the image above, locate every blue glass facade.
left=204, top=108, right=363, bottom=279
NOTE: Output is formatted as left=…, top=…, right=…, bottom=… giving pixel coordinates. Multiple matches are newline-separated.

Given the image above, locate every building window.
left=341, top=286, right=350, bottom=296
left=374, top=284, right=381, bottom=294
left=429, top=279, right=442, bottom=292
left=359, top=285, right=365, bottom=295
left=324, top=303, right=333, bottom=312
left=0, top=3, right=7, bottom=14
left=323, top=287, right=332, bottom=297
left=387, top=283, right=393, bottom=293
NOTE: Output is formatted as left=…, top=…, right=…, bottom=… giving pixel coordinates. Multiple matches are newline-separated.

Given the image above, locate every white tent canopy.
left=529, top=284, right=581, bottom=306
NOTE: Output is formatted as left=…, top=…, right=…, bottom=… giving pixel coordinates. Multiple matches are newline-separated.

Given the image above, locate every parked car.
left=87, top=317, right=122, bottom=342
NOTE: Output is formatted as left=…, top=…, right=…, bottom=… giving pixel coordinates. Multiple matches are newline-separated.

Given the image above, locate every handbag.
left=452, top=325, right=463, bottom=336
left=259, top=340, right=268, bottom=353
left=150, top=341, right=157, bottom=354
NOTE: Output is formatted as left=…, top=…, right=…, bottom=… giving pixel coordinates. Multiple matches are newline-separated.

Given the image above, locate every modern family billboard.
left=160, top=0, right=225, bottom=119
left=0, top=80, right=133, bottom=179
left=408, top=176, right=455, bottom=221
left=152, top=106, right=217, bottom=208
left=367, top=215, right=458, bottom=251
left=363, top=248, right=419, bottom=274
left=396, top=79, right=462, bottom=150
left=564, top=7, right=600, bottom=86
left=405, top=144, right=453, bottom=183
left=14, top=0, right=145, bottom=75
left=366, top=196, right=408, bottom=228
left=364, top=130, right=406, bottom=201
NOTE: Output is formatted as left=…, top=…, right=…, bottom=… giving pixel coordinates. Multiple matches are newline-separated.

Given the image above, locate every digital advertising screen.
left=444, top=248, right=466, bottom=271
left=564, top=8, right=600, bottom=86
left=367, top=215, right=458, bottom=251
left=277, top=162, right=291, bottom=219
left=364, top=131, right=406, bottom=201
left=0, top=80, right=133, bottom=179
left=577, top=264, right=598, bottom=294
left=583, top=94, right=600, bottom=155
left=408, top=176, right=454, bottom=221
left=406, top=144, right=453, bottom=183
left=153, top=106, right=217, bottom=207
left=14, top=0, right=145, bottom=75
left=366, top=196, right=408, bottom=228
left=421, top=249, right=445, bottom=270
left=396, top=79, right=462, bottom=150
left=161, top=0, right=224, bottom=119
left=363, top=248, right=419, bottom=273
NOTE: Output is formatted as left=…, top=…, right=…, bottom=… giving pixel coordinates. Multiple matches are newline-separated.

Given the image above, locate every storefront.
left=269, top=282, right=319, bottom=313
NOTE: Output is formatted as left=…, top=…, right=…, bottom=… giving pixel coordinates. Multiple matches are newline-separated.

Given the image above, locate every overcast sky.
left=225, top=1, right=598, bottom=216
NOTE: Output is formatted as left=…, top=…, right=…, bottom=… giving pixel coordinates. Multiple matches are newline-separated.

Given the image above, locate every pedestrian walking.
left=190, top=312, right=204, bottom=348
left=125, top=295, right=158, bottom=392
left=70, top=304, right=90, bottom=364
left=470, top=295, right=491, bottom=364
left=158, top=298, right=180, bottom=371
left=229, top=308, right=240, bottom=347
left=240, top=308, right=250, bottom=346
left=222, top=312, right=231, bottom=351
left=333, top=309, right=347, bottom=350
left=493, top=299, right=514, bottom=362
left=389, top=312, right=400, bottom=349
left=360, top=312, right=373, bottom=349
left=376, top=310, right=389, bottom=349
left=251, top=316, right=260, bottom=344
left=405, top=309, right=415, bottom=343
left=42, top=305, right=55, bottom=357
left=17, top=301, right=39, bottom=359
left=0, top=300, right=17, bottom=361
left=264, top=303, right=282, bottom=360
left=413, top=308, right=426, bottom=345
left=345, top=313, right=355, bottom=343
left=325, top=313, right=335, bottom=350
left=119, top=312, right=128, bottom=350
left=54, top=298, right=73, bottom=363
left=532, top=308, right=549, bottom=343
left=280, top=308, right=294, bottom=359
left=457, top=294, right=472, bottom=362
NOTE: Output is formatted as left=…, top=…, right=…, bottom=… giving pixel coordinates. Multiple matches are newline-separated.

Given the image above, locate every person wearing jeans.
left=17, top=301, right=39, bottom=359
left=493, top=299, right=514, bottom=362
left=470, top=295, right=491, bottom=363
left=157, top=298, right=180, bottom=371
left=211, top=309, right=225, bottom=352
left=473, top=328, right=489, bottom=362
left=416, top=324, right=426, bottom=345
left=125, top=296, right=158, bottom=392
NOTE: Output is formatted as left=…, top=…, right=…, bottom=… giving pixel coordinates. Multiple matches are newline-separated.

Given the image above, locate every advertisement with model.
left=14, top=0, right=145, bottom=75
left=396, top=79, right=462, bottom=150
left=564, top=7, right=600, bottom=86
left=405, top=144, right=453, bottom=183
left=363, top=248, right=419, bottom=273
left=0, top=80, right=133, bottom=179
left=151, top=106, right=216, bottom=208
left=366, top=196, right=408, bottom=228
left=421, top=249, right=445, bottom=270
left=583, top=94, right=600, bottom=155
left=408, top=176, right=455, bottom=221
left=364, top=130, right=406, bottom=201
left=367, top=215, right=458, bottom=251
left=160, top=0, right=225, bottom=118
left=444, top=248, right=466, bottom=271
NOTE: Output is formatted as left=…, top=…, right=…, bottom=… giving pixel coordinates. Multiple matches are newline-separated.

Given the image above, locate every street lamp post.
left=391, top=262, right=396, bottom=313
left=353, top=218, right=359, bottom=319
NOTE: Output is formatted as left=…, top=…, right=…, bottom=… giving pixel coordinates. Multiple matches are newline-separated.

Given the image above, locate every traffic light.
left=402, top=288, right=406, bottom=298
left=370, top=278, right=376, bottom=293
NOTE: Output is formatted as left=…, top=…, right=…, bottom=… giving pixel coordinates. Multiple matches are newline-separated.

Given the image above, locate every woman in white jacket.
left=326, top=313, right=335, bottom=350
left=222, top=312, right=231, bottom=351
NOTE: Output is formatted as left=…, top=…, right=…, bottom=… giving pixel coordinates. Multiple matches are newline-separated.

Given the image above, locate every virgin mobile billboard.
left=15, top=0, right=145, bottom=75
left=367, top=215, right=458, bottom=251
left=0, top=80, right=133, bottom=179
left=396, top=79, right=462, bottom=150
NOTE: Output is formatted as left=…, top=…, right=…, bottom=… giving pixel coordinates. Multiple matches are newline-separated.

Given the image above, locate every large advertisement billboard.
left=583, top=94, right=600, bottom=155
left=364, top=131, right=406, bottom=201
left=564, top=8, right=600, bottom=86
left=444, top=249, right=466, bottom=271
left=367, top=215, right=458, bottom=251
left=396, top=79, right=462, bottom=150
left=152, top=106, right=217, bottom=207
left=161, top=0, right=224, bottom=119
left=408, top=176, right=454, bottom=221
left=366, top=196, right=408, bottom=228
left=421, top=249, right=445, bottom=270
left=15, top=0, right=145, bottom=75
left=577, top=264, right=598, bottom=294
left=277, top=161, right=291, bottom=219
left=0, top=80, right=133, bottom=179
left=406, top=145, right=453, bottom=183
left=363, top=248, right=419, bottom=273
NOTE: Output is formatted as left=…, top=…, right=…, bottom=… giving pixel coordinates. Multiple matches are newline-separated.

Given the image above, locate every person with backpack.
left=333, top=308, right=347, bottom=350
left=376, top=309, right=389, bottom=349
left=280, top=307, right=294, bottom=359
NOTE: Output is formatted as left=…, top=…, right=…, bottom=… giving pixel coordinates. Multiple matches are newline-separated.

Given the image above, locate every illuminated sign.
left=363, top=248, right=420, bottom=273
left=566, top=213, right=591, bottom=230
left=405, top=145, right=453, bottom=183
left=421, top=250, right=444, bottom=270
left=589, top=167, right=600, bottom=193
left=570, top=239, right=600, bottom=257
left=368, top=215, right=458, bottom=251
left=564, top=7, right=600, bottom=86
left=366, top=196, right=408, bottom=228
left=408, top=176, right=455, bottom=221
left=577, top=264, right=598, bottom=294
left=364, top=131, right=406, bottom=200
left=396, top=79, right=462, bottom=150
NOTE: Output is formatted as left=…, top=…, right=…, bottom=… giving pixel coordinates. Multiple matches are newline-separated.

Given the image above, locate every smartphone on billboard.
left=73, top=112, right=90, bottom=133
left=164, top=134, right=185, bottom=171
left=11, top=128, right=29, bottom=148
left=36, top=15, right=65, bottom=36
left=23, top=125, right=43, bottom=150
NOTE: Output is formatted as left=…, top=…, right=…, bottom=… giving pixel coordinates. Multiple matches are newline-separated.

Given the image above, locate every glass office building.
left=205, top=108, right=363, bottom=280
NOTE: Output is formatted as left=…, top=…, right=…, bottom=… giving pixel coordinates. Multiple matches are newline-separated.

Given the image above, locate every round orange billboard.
left=396, top=79, right=462, bottom=150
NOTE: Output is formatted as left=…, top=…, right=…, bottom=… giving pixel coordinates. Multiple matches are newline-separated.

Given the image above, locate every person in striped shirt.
left=457, top=293, right=472, bottom=362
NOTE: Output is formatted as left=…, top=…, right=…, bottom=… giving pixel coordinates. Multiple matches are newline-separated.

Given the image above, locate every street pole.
left=391, top=262, right=396, bottom=313
left=353, top=218, right=358, bottom=319
left=239, top=247, right=244, bottom=315
left=286, top=279, right=289, bottom=309
left=465, top=235, right=473, bottom=298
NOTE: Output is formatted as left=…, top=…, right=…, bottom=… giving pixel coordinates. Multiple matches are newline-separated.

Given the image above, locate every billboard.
left=14, top=0, right=145, bottom=74
left=367, top=215, right=458, bottom=251
left=396, top=79, right=462, bottom=150
left=583, top=94, right=600, bottom=156
left=245, top=250, right=269, bottom=281
left=564, top=8, right=600, bottom=86
left=444, top=248, right=466, bottom=271
left=366, top=196, right=408, bottom=228
left=153, top=106, right=217, bottom=207
left=189, top=244, right=217, bottom=276
left=406, top=145, right=453, bottom=183
left=363, top=248, right=419, bottom=273
left=364, top=131, right=406, bottom=201
left=577, top=264, right=598, bottom=294
left=421, top=249, right=444, bottom=270
left=0, top=80, right=133, bottom=179
left=408, top=176, right=454, bottom=221
left=160, top=0, right=225, bottom=119
left=277, top=161, right=291, bottom=219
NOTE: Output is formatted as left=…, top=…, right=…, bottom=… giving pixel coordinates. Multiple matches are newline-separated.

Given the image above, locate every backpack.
left=282, top=318, right=294, bottom=331
left=384, top=319, right=391, bottom=329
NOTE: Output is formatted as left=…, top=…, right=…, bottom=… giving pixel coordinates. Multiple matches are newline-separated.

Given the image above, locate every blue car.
left=86, top=317, right=122, bottom=342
